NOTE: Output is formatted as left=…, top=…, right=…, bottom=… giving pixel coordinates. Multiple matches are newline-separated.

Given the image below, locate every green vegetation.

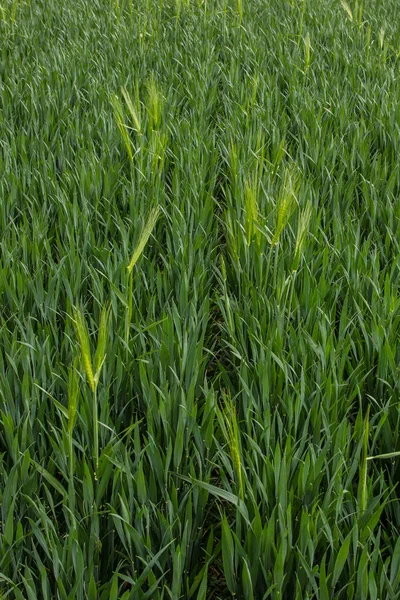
left=1, top=0, right=400, bottom=597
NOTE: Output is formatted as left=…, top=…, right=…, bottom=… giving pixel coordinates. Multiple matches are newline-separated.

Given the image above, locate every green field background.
left=1, top=0, right=400, bottom=598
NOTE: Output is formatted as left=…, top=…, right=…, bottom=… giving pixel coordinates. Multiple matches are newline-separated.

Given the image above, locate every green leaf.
left=332, top=531, right=351, bottom=588
left=195, top=566, right=208, bottom=600
left=221, top=514, right=236, bottom=594
left=3, top=498, right=15, bottom=545
left=31, top=461, right=67, bottom=498
left=242, top=559, right=254, bottom=600
left=88, top=573, right=97, bottom=600
left=176, top=474, right=249, bottom=524
left=367, top=451, right=400, bottom=460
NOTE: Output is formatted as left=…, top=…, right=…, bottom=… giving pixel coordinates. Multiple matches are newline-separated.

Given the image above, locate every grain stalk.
left=67, top=359, right=79, bottom=512
left=125, top=207, right=160, bottom=344
left=121, top=86, right=142, bottom=135
left=237, top=0, right=243, bottom=25
left=219, top=392, right=243, bottom=500
left=358, top=405, right=370, bottom=513
left=11, top=0, right=19, bottom=24
left=72, top=305, right=110, bottom=478
left=244, top=176, right=260, bottom=247
left=111, top=94, right=133, bottom=161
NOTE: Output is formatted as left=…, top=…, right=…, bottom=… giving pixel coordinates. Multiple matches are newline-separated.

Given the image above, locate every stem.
left=68, top=432, right=76, bottom=514
left=272, top=244, right=279, bottom=295
left=125, top=270, right=133, bottom=346
left=93, top=387, right=98, bottom=479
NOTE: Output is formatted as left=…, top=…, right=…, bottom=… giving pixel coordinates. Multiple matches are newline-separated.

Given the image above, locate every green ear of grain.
left=94, top=303, right=111, bottom=385
left=127, top=206, right=160, bottom=274
left=111, top=94, right=133, bottom=161
left=219, top=392, right=243, bottom=499
left=271, top=167, right=300, bottom=247
left=121, top=86, right=142, bottom=135
left=237, top=0, right=243, bottom=24
left=11, top=0, right=19, bottom=24
left=244, top=177, right=260, bottom=247
left=147, top=74, right=162, bottom=130
left=292, top=199, right=312, bottom=271
left=341, top=0, right=353, bottom=20
left=304, top=32, right=311, bottom=71
left=72, top=307, right=95, bottom=393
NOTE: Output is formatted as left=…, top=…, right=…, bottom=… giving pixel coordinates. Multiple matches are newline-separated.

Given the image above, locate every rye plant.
left=72, top=304, right=110, bottom=477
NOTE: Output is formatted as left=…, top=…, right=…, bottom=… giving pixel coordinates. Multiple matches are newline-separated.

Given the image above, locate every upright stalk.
left=93, top=387, right=98, bottom=478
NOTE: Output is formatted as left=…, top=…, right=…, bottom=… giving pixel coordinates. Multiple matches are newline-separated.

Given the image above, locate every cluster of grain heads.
left=72, top=304, right=110, bottom=477
left=112, top=75, right=168, bottom=181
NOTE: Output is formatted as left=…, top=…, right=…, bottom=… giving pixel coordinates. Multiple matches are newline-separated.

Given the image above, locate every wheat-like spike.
left=237, top=0, right=243, bottom=24
left=147, top=73, right=162, bottom=130
left=223, top=392, right=243, bottom=500
left=293, top=199, right=312, bottom=270
left=121, top=86, right=142, bottom=135
left=127, top=206, right=160, bottom=274
left=271, top=167, right=299, bottom=246
left=94, top=303, right=111, bottom=383
left=72, top=307, right=95, bottom=393
left=229, top=141, right=238, bottom=182
left=304, top=32, right=311, bottom=71
left=340, top=0, right=353, bottom=21
left=244, top=177, right=260, bottom=246
left=110, top=94, right=133, bottom=161
left=378, top=28, right=385, bottom=50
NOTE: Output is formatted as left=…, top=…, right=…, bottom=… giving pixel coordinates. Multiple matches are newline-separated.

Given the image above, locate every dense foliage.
left=1, top=0, right=400, bottom=597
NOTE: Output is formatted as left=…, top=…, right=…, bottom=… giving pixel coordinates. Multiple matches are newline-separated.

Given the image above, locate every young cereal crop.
left=0, top=0, right=400, bottom=598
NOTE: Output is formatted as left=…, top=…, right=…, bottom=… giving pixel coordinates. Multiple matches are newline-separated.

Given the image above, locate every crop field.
left=1, top=0, right=400, bottom=598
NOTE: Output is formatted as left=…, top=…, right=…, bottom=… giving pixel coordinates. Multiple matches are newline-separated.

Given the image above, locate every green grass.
left=1, top=0, right=400, bottom=597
